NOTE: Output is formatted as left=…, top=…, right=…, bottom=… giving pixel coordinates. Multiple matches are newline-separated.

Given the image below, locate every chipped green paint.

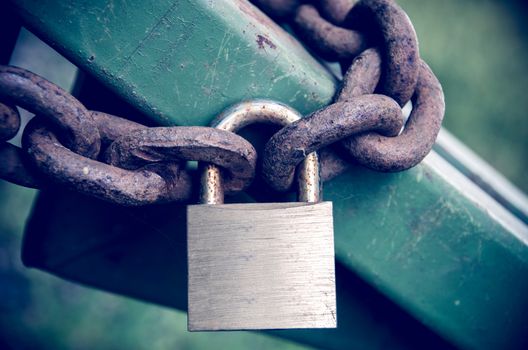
left=10, top=0, right=336, bottom=126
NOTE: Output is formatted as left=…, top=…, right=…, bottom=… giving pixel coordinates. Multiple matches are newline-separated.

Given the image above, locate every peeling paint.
left=256, top=34, right=276, bottom=50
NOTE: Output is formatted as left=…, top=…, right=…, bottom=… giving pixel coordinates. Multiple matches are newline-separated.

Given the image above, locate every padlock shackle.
left=200, top=100, right=321, bottom=204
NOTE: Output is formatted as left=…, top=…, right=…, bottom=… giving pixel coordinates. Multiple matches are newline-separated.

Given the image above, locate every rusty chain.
left=0, top=67, right=257, bottom=206
left=0, top=0, right=444, bottom=205
left=255, top=0, right=444, bottom=191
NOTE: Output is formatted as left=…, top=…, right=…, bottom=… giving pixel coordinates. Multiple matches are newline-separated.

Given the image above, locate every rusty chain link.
left=0, top=66, right=101, bottom=158
left=0, top=0, right=444, bottom=204
left=255, top=0, right=445, bottom=190
left=0, top=67, right=257, bottom=206
left=262, top=94, right=404, bottom=191
left=0, top=102, right=40, bottom=188
left=293, top=4, right=366, bottom=62
left=104, top=127, right=257, bottom=196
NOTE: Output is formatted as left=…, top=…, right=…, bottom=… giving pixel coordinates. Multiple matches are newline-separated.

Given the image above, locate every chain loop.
left=105, top=127, right=257, bottom=195
left=343, top=60, right=445, bottom=171
left=344, top=0, right=419, bottom=106
left=22, top=117, right=193, bottom=206
left=0, top=65, right=258, bottom=205
left=293, top=4, right=366, bottom=61
left=336, top=47, right=381, bottom=101
left=262, top=94, right=403, bottom=191
left=0, top=0, right=445, bottom=203
left=315, top=0, right=357, bottom=26
left=257, top=0, right=444, bottom=182
left=0, top=66, right=100, bottom=158
left=0, top=103, right=20, bottom=141
left=90, top=110, right=146, bottom=147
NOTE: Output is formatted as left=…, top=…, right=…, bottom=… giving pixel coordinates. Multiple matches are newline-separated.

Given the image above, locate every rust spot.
left=256, top=34, right=276, bottom=50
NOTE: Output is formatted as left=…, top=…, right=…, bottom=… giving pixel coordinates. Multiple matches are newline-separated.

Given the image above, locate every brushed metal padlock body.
left=187, top=201, right=336, bottom=331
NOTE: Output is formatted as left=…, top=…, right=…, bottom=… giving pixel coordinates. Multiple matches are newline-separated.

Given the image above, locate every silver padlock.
left=187, top=100, right=336, bottom=331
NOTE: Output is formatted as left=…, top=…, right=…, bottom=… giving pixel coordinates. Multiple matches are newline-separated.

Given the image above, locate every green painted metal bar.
left=9, top=0, right=528, bottom=349
left=434, top=129, right=528, bottom=225
left=22, top=154, right=528, bottom=350
left=10, top=0, right=336, bottom=126
left=328, top=152, right=528, bottom=349
left=23, top=189, right=454, bottom=350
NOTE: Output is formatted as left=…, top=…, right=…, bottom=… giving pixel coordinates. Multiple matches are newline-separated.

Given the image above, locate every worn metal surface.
left=203, top=100, right=320, bottom=204
left=262, top=94, right=403, bottom=191
left=336, top=48, right=382, bottom=101
left=258, top=0, right=443, bottom=176
left=23, top=117, right=194, bottom=206
left=23, top=116, right=259, bottom=205
left=293, top=4, right=366, bottom=61
left=0, top=65, right=100, bottom=158
left=0, top=64, right=259, bottom=205
left=345, top=0, right=419, bottom=106
left=190, top=100, right=331, bottom=330
left=9, top=0, right=336, bottom=127
left=0, top=103, right=20, bottom=141
left=105, top=126, right=257, bottom=195
left=343, top=60, right=445, bottom=172
left=0, top=58, right=440, bottom=198
left=328, top=153, right=528, bottom=350
left=11, top=0, right=528, bottom=349
left=22, top=151, right=528, bottom=349
left=316, top=0, right=356, bottom=25
left=187, top=201, right=335, bottom=330
left=3, top=0, right=442, bottom=192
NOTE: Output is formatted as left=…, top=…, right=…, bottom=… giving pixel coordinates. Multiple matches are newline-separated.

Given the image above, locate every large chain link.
left=0, top=0, right=445, bottom=205
left=0, top=67, right=257, bottom=206
left=255, top=0, right=444, bottom=190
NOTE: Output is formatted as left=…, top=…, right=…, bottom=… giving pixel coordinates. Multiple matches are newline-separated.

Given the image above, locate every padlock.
left=187, top=100, right=336, bottom=331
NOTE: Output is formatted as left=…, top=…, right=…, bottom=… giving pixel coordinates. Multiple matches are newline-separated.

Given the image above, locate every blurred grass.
left=1, top=1, right=528, bottom=349
left=400, top=0, right=528, bottom=192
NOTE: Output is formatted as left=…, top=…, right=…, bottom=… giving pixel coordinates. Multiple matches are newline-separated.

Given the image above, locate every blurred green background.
left=1, top=0, right=527, bottom=349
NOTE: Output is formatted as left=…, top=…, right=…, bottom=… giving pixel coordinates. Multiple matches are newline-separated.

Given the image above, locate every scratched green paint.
left=10, top=0, right=528, bottom=349
left=326, top=156, right=528, bottom=350
left=10, top=0, right=336, bottom=125
left=23, top=157, right=528, bottom=350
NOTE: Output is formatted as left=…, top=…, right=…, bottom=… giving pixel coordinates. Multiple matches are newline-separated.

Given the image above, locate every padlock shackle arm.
left=200, top=100, right=321, bottom=204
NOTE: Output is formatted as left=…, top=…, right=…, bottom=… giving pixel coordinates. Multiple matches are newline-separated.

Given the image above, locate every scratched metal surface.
left=187, top=202, right=336, bottom=331
left=326, top=151, right=528, bottom=350
left=10, top=0, right=528, bottom=349
left=9, top=0, right=336, bottom=126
